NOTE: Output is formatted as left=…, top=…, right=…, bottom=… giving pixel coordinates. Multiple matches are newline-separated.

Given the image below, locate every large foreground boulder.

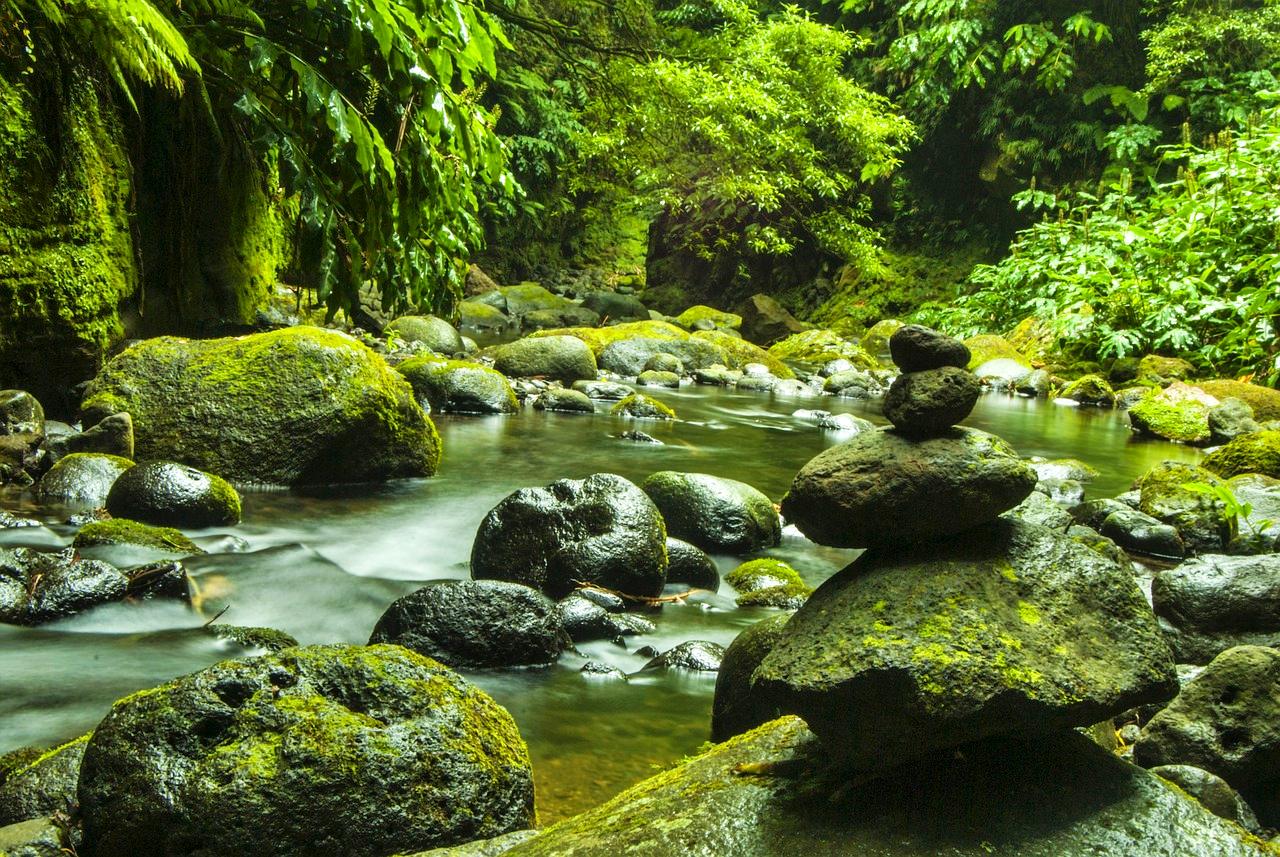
left=752, top=519, right=1177, bottom=769
left=78, top=644, right=535, bottom=857
left=640, top=472, right=780, bottom=555
left=471, top=474, right=668, bottom=598
left=492, top=717, right=1267, bottom=857
left=781, top=427, right=1037, bottom=549
left=79, top=327, right=440, bottom=485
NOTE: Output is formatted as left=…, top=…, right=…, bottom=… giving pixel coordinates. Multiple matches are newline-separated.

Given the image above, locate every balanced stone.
left=752, top=519, right=1178, bottom=770
left=889, top=324, right=971, bottom=372
left=781, top=427, right=1036, bottom=548
left=881, top=366, right=980, bottom=435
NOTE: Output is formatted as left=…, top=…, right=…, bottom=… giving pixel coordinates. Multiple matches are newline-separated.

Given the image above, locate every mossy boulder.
left=386, top=315, right=465, bottom=355
left=641, top=472, right=781, bottom=555
left=753, top=519, right=1177, bottom=770
left=397, top=358, right=518, bottom=415
left=43, top=411, right=133, bottom=462
left=767, top=331, right=876, bottom=369
left=72, top=519, right=202, bottom=555
left=0, top=734, right=89, bottom=827
left=495, top=717, right=1266, bottom=857
left=533, top=388, right=595, bottom=413
left=1128, top=383, right=1215, bottom=444
left=476, top=283, right=576, bottom=318
left=636, top=370, right=679, bottom=389
left=105, top=462, right=240, bottom=528
left=599, top=337, right=725, bottom=376
left=611, top=394, right=675, bottom=421
left=1061, top=374, right=1116, bottom=406
left=1006, top=316, right=1058, bottom=365
left=492, top=336, right=598, bottom=384
left=530, top=320, right=688, bottom=355
left=36, top=452, right=133, bottom=506
left=580, top=291, right=648, bottom=323
left=1138, top=354, right=1195, bottom=383
left=735, top=294, right=810, bottom=345
left=79, top=327, right=440, bottom=485
left=735, top=583, right=812, bottom=610
left=964, top=334, right=1033, bottom=379
left=1198, top=380, right=1280, bottom=421
left=1204, top=430, right=1280, bottom=480
left=77, top=644, right=536, bottom=857
left=673, top=305, right=741, bottom=331
left=859, top=319, right=904, bottom=362
left=691, top=330, right=794, bottom=379
left=458, top=300, right=514, bottom=335
left=1134, top=461, right=1236, bottom=554
left=725, top=559, right=804, bottom=593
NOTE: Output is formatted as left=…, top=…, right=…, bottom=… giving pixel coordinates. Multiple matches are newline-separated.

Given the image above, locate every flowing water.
left=0, top=387, right=1202, bottom=821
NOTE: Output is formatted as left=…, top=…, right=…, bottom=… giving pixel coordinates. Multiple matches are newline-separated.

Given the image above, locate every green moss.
left=1203, top=430, right=1280, bottom=479
left=673, top=306, right=742, bottom=330
left=1137, top=354, right=1195, bottom=383
left=1198, top=380, right=1280, bottom=422
left=612, top=393, right=676, bottom=420
left=1060, top=374, right=1116, bottom=406
left=766, top=330, right=877, bottom=369
left=1007, top=316, right=1059, bottom=365
left=965, top=335, right=1032, bottom=371
left=690, top=330, right=795, bottom=379
left=396, top=357, right=519, bottom=414
left=735, top=582, right=812, bottom=609
left=860, top=319, right=905, bottom=359
left=725, top=559, right=804, bottom=593
left=530, top=320, right=688, bottom=355
left=0, top=746, right=45, bottom=786
left=73, top=518, right=203, bottom=554
left=1128, top=388, right=1211, bottom=444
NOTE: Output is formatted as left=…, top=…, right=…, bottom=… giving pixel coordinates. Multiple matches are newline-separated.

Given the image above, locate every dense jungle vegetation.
left=3, top=0, right=1279, bottom=380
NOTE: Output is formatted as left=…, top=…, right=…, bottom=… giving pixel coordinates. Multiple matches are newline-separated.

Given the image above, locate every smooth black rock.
left=105, top=461, right=241, bottom=528
left=642, top=640, right=725, bottom=672
left=1101, top=508, right=1187, bottom=559
left=370, top=580, right=564, bottom=669
left=663, top=538, right=720, bottom=591
left=0, top=547, right=128, bottom=626
left=889, top=324, right=971, bottom=372
left=711, top=613, right=792, bottom=742
left=1152, top=554, right=1280, bottom=664
left=471, top=473, right=668, bottom=599
left=641, top=472, right=780, bottom=556
left=37, top=453, right=133, bottom=506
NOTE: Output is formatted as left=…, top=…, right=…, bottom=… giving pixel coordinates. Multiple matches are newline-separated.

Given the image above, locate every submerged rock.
left=641, top=640, right=725, bottom=672
left=36, top=452, right=133, bottom=506
left=1152, top=554, right=1280, bottom=664
left=80, top=328, right=439, bottom=485
left=78, top=644, right=536, bottom=857
left=494, top=717, right=1268, bottom=857
left=753, top=519, right=1177, bottom=770
left=781, top=427, right=1036, bottom=549
left=105, top=461, right=241, bottom=528
left=641, top=471, right=780, bottom=555
left=611, top=394, right=675, bottom=421
left=534, top=388, right=595, bottom=413
left=471, top=474, right=668, bottom=599
left=369, top=580, right=563, bottom=669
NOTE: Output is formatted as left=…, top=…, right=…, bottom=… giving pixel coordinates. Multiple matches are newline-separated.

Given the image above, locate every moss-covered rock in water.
left=859, top=319, right=904, bottom=362
left=1204, top=431, right=1280, bottom=480
left=735, top=582, right=812, bottom=610
left=1199, top=380, right=1280, bottom=422
left=753, top=518, right=1177, bottom=770
left=73, top=519, right=202, bottom=555
left=36, top=452, right=133, bottom=506
left=673, top=305, right=742, bottom=331
left=105, top=462, right=241, bottom=528
left=397, top=357, right=518, bottom=415
left=642, top=472, right=780, bottom=555
left=495, top=717, right=1267, bottom=857
left=0, top=67, right=136, bottom=412
left=386, top=315, right=465, bottom=355
left=530, top=320, right=687, bottom=355
left=0, top=733, right=89, bottom=827
left=459, top=300, right=514, bottom=334
left=691, top=330, right=794, bottom=379
left=1061, top=374, right=1116, bottom=406
left=0, top=546, right=129, bottom=626
left=476, top=283, right=576, bottom=319
left=77, top=644, right=535, bottom=857
left=1128, top=384, right=1214, bottom=444
left=80, top=327, right=439, bottom=485
left=725, top=559, right=804, bottom=593
left=964, top=334, right=1033, bottom=375
left=766, top=330, right=876, bottom=370
left=612, top=394, right=676, bottom=421
left=1134, top=461, right=1236, bottom=555
left=711, top=614, right=793, bottom=742
left=1138, top=354, right=1195, bottom=383
left=492, top=336, right=598, bottom=384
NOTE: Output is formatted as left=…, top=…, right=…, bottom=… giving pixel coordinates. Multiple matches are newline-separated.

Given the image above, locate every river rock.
left=105, top=461, right=240, bottom=528
left=822, top=370, right=877, bottom=397
left=664, top=538, right=719, bottom=591
left=673, top=306, right=742, bottom=332
left=1101, top=508, right=1186, bottom=559
left=1203, top=429, right=1280, bottom=480
left=753, top=519, right=1177, bottom=769
left=533, top=388, right=595, bottom=413
left=79, top=328, right=439, bottom=485
left=889, top=324, right=970, bottom=372
left=1227, top=473, right=1280, bottom=552
left=493, top=336, right=598, bottom=384
left=459, top=300, right=513, bottom=334
left=572, top=381, right=632, bottom=401
left=1134, top=645, right=1280, bottom=790
left=492, top=717, right=1269, bottom=857
left=0, top=817, right=67, bottom=857
left=0, top=547, right=128, bottom=625
left=521, top=307, right=602, bottom=331
left=1128, top=383, right=1215, bottom=443
left=36, top=452, right=133, bottom=506
left=386, top=315, right=465, bottom=355
left=1152, top=554, right=1280, bottom=664
left=641, top=472, right=780, bottom=555
left=0, top=735, right=88, bottom=827
left=636, top=370, right=679, bottom=389
left=73, top=519, right=202, bottom=556
left=711, top=613, right=792, bottom=741
left=42, top=412, right=133, bottom=463
left=1199, top=380, right=1280, bottom=421
left=1001, top=490, right=1073, bottom=531
left=1134, top=461, right=1235, bottom=553
left=398, top=358, right=518, bottom=415
left=1209, top=398, right=1261, bottom=444
left=1061, top=373, right=1116, bottom=406
left=581, top=291, right=649, bottom=323
left=611, top=394, right=675, bottom=420
left=0, top=391, right=43, bottom=436
left=598, top=337, right=724, bottom=376
left=1150, top=765, right=1262, bottom=833
left=471, top=474, right=668, bottom=599
left=882, top=367, right=980, bottom=435
left=643, top=353, right=683, bottom=374
left=77, top=644, right=535, bottom=857
left=1138, top=354, right=1195, bottom=384
left=368, top=580, right=563, bottom=669
left=641, top=640, right=725, bottom=672
left=781, top=427, right=1036, bottom=549
left=735, top=294, right=810, bottom=345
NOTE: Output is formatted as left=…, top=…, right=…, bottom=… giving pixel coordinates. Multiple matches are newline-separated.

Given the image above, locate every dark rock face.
left=79, top=328, right=440, bottom=486
left=781, top=428, right=1037, bottom=549
left=105, top=461, right=241, bottom=528
left=1101, top=508, right=1186, bottom=559
left=78, top=644, right=535, bottom=857
left=36, top=453, right=133, bottom=506
left=1149, top=765, right=1262, bottom=833
left=753, top=519, right=1177, bottom=770
left=471, top=474, right=668, bottom=599
left=641, top=471, right=780, bottom=555
left=642, top=641, right=725, bottom=672
left=1134, top=462, right=1235, bottom=554
left=581, top=292, right=650, bottom=323
left=1153, top=555, right=1280, bottom=665
left=734, top=294, right=810, bottom=346
left=889, top=324, right=970, bottom=372
left=0, top=547, right=128, bottom=626
left=663, top=538, right=720, bottom=591
left=711, top=614, right=792, bottom=742
left=492, top=718, right=1268, bottom=857
left=554, top=594, right=653, bottom=644
left=0, top=735, right=88, bottom=827
left=369, top=580, right=564, bottom=670
left=881, top=367, right=981, bottom=435
left=493, top=336, right=598, bottom=384
left=1135, top=646, right=1280, bottom=791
